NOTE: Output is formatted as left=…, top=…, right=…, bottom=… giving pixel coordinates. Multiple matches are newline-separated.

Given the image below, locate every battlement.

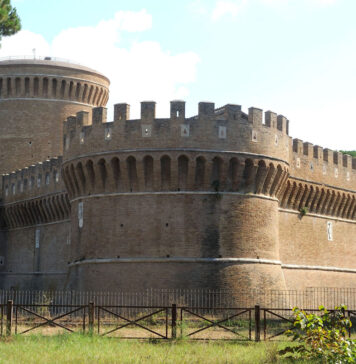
left=291, top=138, right=356, bottom=189
left=1, top=157, right=65, bottom=204
left=63, top=101, right=291, bottom=163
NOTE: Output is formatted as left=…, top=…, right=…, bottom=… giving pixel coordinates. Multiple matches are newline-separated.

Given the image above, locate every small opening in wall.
left=166, top=254, right=170, bottom=258
left=177, top=188, right=180, bottom=191
left=218, top=255, right=222, bottom=258
left=117, top=255, right=120, bottom=258
left=165, top=223, right=169, bottom=227
left=29, top=141, right=32, bottom=145
left=120, top=224, right=123, bottom=227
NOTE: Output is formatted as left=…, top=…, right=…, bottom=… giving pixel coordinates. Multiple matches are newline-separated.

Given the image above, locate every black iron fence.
left=1, top=287, right=356, bottom=309
left=1, top=300, right=355, bottom=341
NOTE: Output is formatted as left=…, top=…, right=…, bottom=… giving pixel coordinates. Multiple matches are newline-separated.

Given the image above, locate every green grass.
left=0, top=334, right=318, bottom=364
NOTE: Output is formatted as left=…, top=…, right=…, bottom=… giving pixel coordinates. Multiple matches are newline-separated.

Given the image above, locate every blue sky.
left=2, top=0, right=356, bottom=150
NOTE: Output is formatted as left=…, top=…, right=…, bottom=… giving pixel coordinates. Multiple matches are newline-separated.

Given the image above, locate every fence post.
left=171, top=304, right=177, bottom=339
left=88, top=302, right=95, bottom=334
left=6, top=300, right=13, bottom=336
left=255, top=305, right=260, bottom=342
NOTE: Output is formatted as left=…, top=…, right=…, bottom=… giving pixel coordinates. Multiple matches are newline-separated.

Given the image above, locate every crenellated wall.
left=0, top=157, right=71, bottom=290
left=1, top=157, right=70, bottom=228
left=290, top=139, right=355, bottom=188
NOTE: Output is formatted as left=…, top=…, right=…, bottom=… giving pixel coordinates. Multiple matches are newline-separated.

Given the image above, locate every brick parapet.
left=290, top=139, right=356, bottom=189
left=0, top=59, right=109, bottom=107
left=1, top=157, right=65, bottom=204
left=63, top=102, right=291, bottom=164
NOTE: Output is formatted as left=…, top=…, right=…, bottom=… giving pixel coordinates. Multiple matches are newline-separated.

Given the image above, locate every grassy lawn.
left=0, top=334, right=317, bottom=364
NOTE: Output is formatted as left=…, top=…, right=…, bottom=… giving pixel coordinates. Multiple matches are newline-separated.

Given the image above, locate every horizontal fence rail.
left=0, top=287, right=355, bottom=340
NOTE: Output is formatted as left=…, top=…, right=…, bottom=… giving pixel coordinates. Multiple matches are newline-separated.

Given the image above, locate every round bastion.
left=0, top=58, right=110, bottom=174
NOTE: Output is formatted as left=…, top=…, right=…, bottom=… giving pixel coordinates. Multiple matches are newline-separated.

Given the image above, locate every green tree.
left=341, top=151, right=356, bottom=157
left=0, top=0, right=21, bottom=43
left=279, top=305, right=356, bottom=363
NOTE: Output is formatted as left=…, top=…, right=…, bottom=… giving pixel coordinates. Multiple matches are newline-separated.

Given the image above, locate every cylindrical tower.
left=0, top=58, right=110, bottom=174
left=63, top=101, right=291, bottom=302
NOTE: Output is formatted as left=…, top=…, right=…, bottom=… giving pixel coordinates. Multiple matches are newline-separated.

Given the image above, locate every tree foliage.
left=279, top=305, right=356, bottom=363
left=0, top=0, right=20, bottom=41
left=341, top=151, right=356, bottom=157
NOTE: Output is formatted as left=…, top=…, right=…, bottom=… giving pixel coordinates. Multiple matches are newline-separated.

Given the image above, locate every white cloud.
left=311, top=0, right=338, bottom=5
left=0, top=30, right=50, bottom=57
left=0, top=10, right=200, bottom=119
left=188, top=0, right=210, bottom=16
left=260, top=0, right=338, bottom=6
left=111, top=9, right=152, bottom=32
left=211, top=1, right=245, bottom=21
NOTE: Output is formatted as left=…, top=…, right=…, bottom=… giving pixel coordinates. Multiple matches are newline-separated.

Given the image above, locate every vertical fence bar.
left=165, top=307, right=168, bottom=339
left=263, top=309, right=267, bottom=341
left=0, top=305, right=3, bottom=336
left=248, top=309, right=251, bottom=340
left=6, top=300, right=13, bottom=336
left=254, top=305, right=260, bottom=342
left=180, top=307, right=183, bottom=338
left=15, top=305, right=18, bottom=334
left=88, top=302, right=95, bottom=334
left=171, top=304, right=177, bottom=339
left=82, top=306, right=86, bottom=332
left=97, top=307, right=100, bottom=335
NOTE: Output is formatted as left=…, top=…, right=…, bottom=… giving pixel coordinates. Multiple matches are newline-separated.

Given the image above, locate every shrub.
left=279, top=305, right=356, bottom=363
left=299, top=206, right=308, bottom=217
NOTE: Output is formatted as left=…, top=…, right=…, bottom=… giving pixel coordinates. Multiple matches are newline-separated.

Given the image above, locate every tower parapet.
left=63, top=102, right=290, bottom=163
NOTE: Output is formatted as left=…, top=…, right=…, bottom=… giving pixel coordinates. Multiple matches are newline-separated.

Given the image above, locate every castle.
left=0, top=58, right=355, bottom=296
